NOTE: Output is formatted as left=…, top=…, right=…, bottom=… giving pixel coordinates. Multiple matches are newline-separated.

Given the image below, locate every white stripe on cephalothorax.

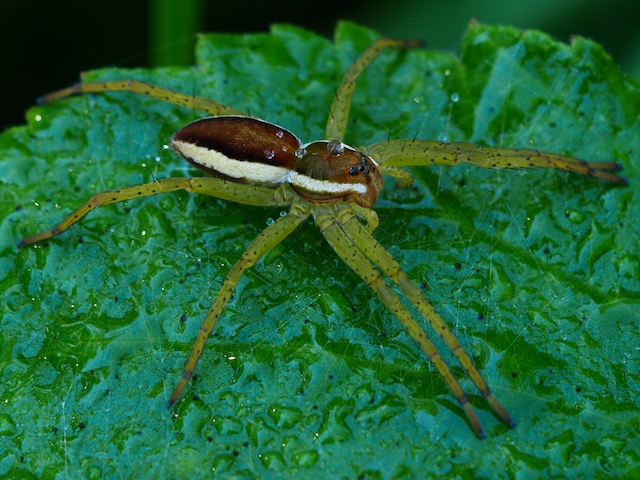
left=287, top=171, right=368, bottom=195
left=172, top=140, right=291, bottom=184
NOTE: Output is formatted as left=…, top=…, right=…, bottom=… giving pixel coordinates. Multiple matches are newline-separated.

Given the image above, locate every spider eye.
left=348, top=158, right=369, bottom=176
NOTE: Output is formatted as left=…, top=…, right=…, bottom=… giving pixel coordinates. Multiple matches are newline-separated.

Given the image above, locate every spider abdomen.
left=171, top=116, right=300, bottom=185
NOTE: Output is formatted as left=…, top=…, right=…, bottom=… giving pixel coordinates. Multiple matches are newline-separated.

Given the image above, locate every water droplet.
left=450, top=93, right=460, bottom=103
left=565, top=209, right=585, bottom=224
left=275, top=130, right=284, bottom=138
left=266, top=218, right=274, bottom=225
left=267, top=403, right=303, bottom=428
left=295, top=147, right=307, bottom=159
left=292, top=450, right=319, bottom=468
left=264, top=149, right=275, bottom=160
left=328, top=140, right=344, bottom=155
left=34, top=114, right=42, bottom=122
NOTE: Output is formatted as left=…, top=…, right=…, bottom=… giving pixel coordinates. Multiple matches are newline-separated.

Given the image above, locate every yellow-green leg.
left=368, top=139, right=627, bottom=183
left=20, top=177, right=282, bottom=246
left=39, top=80, right=247, bottom=116
left=313, top=205, right=486, bottom=437
left=334, top=204, right=514, bottom=428
left=326, top=38, right=421, bottom=142
left=167, top=201, right=310, bottom=407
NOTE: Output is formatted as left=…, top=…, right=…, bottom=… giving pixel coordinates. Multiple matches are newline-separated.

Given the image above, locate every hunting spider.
left=20, top=38, right=626, bottom=437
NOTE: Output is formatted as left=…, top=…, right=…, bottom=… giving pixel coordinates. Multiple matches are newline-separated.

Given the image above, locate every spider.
left=19, top=38, right=626, bottom=438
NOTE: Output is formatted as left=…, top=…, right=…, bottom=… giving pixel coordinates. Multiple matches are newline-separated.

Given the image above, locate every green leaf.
left=1, top=21, right=639, bottom=478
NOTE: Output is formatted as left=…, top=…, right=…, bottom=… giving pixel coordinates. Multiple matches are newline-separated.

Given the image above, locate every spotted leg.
left=326, top=38, right=422, bottom=142
left=19, top=177, right=282, bottom=246
left=167, top=200, right=310, bottom=406
left=367, top=139, right=627, bottom=184
left=313, top=204, right=491, bottom=438
left=38, top=80, right=247, bottom=116
left=334, top=204, right=514, bottom=430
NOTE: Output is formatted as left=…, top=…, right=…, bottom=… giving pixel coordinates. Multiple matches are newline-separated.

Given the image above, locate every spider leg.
left=349, top=203, right=380, bottom=233
left=326, top=38, right=422, bottom=142
left=38, top=80, right=246, bottom=116
left=313, top=205, right=488, bottom=438
left=167, top=200, right=310, bottom=407
left=333, top=204, right=514, bottom=430
left=368, top=139, right=627, bottom=183
left=19, top=177, right=283, bottom=246
left=375, top=164, right=415, bottom=188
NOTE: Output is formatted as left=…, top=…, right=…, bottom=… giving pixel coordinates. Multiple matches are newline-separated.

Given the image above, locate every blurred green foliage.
left=1, top=0, right=639, bottom=128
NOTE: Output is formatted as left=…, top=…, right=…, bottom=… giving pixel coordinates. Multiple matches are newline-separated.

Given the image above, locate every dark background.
left=2, top=0, right=639, bottom=130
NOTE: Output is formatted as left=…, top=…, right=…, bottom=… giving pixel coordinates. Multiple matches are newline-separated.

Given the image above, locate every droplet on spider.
left=264, top=149, right=276, bottom=160
left=328, top=140, right=344, bottom=155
